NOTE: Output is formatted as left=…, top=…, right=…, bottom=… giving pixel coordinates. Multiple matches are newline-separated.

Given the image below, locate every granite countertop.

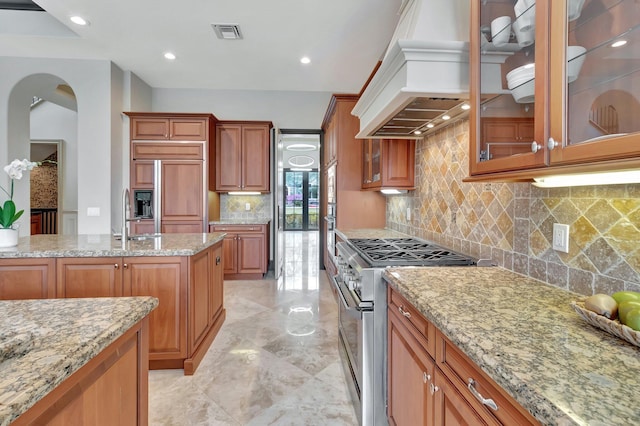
left=0, top=233, right=225, bottom=259
left=209, top=219, right=271, bottom=225
left=383, top=267, right=640, bottom=426
left=0, top=296, right=158, bottom=425
left=335, top=228, right=410, bottom=240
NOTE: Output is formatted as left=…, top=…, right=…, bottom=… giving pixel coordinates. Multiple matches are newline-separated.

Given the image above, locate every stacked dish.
left=506, top=63, right=535, bottom=103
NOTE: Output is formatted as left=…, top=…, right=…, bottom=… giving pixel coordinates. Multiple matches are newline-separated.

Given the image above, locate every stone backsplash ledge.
left=386, top=119, right=640, bottom=296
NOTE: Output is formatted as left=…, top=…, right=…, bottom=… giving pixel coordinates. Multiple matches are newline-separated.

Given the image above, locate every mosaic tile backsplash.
left=386, top=119, right=640, bottom=296
left=220, top=194, right=271, bottom=220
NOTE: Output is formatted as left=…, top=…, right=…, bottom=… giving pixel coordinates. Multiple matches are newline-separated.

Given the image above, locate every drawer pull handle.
left=429, top=383, right=439, bottom=395
left=468, top=378, right=498, bottom=411
left=398, top=305, right=411, bottom=318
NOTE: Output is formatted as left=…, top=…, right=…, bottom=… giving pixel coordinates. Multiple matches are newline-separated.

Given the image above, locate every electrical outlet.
left=552, top=223, right=570, bottom=253
left=245, top=203, right=251, bottom=211
left=87, top=207, right=100, bottom=217
left=406, top=208, right=411, bottom=221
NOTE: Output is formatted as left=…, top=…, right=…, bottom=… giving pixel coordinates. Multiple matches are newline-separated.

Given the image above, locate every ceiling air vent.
left=211, top=24, right=243, bottom=40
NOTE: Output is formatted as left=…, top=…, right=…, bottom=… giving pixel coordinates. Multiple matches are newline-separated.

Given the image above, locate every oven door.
left=331, top=273, right=373, bottom=425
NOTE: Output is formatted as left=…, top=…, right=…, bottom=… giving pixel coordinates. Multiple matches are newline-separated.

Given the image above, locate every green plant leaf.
left=0, top=200, right=16, bottom=228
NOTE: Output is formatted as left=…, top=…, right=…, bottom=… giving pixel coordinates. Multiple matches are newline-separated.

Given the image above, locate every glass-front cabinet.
left=470, top=0, right=640, bottom=179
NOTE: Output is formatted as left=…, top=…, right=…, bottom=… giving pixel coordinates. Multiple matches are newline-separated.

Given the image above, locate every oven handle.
left=331, top=274, right=366, bottom=319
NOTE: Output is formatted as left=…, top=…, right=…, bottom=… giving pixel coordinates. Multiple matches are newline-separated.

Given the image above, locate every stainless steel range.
left=331, top=237, right=479, bottom=426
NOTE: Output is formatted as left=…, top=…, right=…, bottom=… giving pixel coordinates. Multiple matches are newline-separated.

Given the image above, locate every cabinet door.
left=216, top=124, right=243, bottom=191
left=237, top=233, right=265, bottom=274
left=433, top=369, right=490, bottom=426
left=131, top=160, right=154, bottom=188
left=131, top=118, right=169, bottom=140
left=125, top=257, right=187, bottom=360
left=56, top=258, right=123, bottom=298
left=362, top=139, right=374, bottom=188
left=161, top=221, right=203, bottom=233
left=382, top=139, right=415, bottom=188
left=548, top=0, right=640, bottom=167
left=221, top=234, right=238, bottom=274
left=0, top=258, right=55, bottom=299
left=388, top=309, right=435, bottom=426
left=242, top=125, right=270, bottom=192
left=131, top=220, right=155, bottom=235
left=169, top=119, right=207, bottom=140
left=469, top=0, right=548, bottom=175
left=210, top=242, right=224, bottom=321
left=190, top=247, right=212, bottom=351
left=161, top=160, right=204, bottom=222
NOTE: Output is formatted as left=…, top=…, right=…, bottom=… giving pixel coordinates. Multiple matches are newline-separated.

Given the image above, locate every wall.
left=386, top=119, right=640, bottom=296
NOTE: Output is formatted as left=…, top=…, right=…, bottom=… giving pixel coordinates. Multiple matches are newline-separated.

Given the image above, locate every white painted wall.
left=152, top=88, right=332, bottom=129
left=1, top=57, right=114, bottom=235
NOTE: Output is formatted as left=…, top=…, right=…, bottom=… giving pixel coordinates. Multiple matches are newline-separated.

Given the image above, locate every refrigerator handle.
left=154, top=160, right=161, bottom=234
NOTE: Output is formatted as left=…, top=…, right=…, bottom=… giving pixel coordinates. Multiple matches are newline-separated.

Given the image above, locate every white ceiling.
left=0, top=0, right=403, bottom=93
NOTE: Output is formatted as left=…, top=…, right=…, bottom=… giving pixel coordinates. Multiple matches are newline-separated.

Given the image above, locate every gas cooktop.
left=347, top=238, right=477, bottom=268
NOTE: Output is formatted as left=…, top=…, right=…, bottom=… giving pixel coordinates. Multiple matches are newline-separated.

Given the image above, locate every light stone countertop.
left=0, top=233, right=225, bottom=259
left=0, top=296, right=158, bottom=425
left=335, top=228, right=410, bottom=240
left=209, top=219, right=271, bottom=225
left=383, top=266, right=640, bottom=426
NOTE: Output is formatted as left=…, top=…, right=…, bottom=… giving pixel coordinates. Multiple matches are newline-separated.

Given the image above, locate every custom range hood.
left=352, top=0, right=470, bottom=139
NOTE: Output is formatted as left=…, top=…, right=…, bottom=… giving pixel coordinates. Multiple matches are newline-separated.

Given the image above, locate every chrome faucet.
left=121, top=188, right=140, bottom=246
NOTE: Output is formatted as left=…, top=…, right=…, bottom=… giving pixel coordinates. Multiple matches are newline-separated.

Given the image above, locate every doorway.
left=284, top=169, right=319, bottom=231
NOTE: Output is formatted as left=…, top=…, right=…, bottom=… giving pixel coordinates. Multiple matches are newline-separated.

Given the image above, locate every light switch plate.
left=552, top=223, right=570, bottom=253
left=406, top=208, right=411, bottom=221
left=245, top=203, right=251, bottom=211
left=87, top=207, right=100, bottom=217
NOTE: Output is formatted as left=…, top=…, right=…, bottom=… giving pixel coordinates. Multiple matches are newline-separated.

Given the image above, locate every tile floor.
left=148, top=231, right=358, bottom=425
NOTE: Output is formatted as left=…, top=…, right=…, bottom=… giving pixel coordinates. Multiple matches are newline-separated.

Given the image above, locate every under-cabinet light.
left=426, top=123, right=435, bottom=128
left=611, top=40, right=627, bottom=48
left=532, top=170, right=640, bottom=188
left=380, top=189, right=408, bottom=195
left=228, top=191, right=261, bottom=195
left=461, top=103, right=471, bottom=110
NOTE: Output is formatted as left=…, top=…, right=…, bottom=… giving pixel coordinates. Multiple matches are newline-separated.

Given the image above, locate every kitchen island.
left=383, top=266, right=640, bottom=425
left=0, top=233, right=226, bottom=375
left=0, top=296, right=157, bottom=425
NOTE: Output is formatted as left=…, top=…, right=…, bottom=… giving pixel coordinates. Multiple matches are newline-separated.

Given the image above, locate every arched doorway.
left=6, top=73, right=77, bottom=236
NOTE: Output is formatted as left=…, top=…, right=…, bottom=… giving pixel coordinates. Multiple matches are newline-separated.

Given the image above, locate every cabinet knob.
left=114, top=263, right=119, bottom=269
left=531, top=141, right=541, bottom=153
left=429, top=383, right=439, bottom=395
left=123, top=263, right=128, bottom=269
left=468, top=378, right=498, bottom=411
left=216, top=256, right=221, bottom=265
left=423, top=372, right=431, bottom=383
left=547, top=137, right=559, bottom=151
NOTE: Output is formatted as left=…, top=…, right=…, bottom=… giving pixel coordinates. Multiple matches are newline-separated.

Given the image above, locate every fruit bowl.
left=572, top=301, right=640, bottom=348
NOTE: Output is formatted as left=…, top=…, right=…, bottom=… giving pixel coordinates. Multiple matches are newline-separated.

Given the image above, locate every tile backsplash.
left=220, top=194, right=271, bottom=220
left=386, top=119, right=640, bottom=296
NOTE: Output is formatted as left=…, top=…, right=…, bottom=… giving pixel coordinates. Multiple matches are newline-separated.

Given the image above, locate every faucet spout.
left=122, top=188, right=130, bottom=247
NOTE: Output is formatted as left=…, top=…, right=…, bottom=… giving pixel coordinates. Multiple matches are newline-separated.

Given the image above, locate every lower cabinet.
left=209, top=223, right=269, bottom=279
left=15, top=317, right=149, bottom=425
left=2, top=242, right=224, bottom=376
left=387, top=286, right=538, bottom=426
left=0, top=258, right=55, bottom=300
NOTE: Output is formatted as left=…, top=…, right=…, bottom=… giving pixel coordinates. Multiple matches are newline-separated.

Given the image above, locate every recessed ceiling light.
left=442, top=115, right=451, bottom=120
left=426, top=123, right=435, bottom=128
left=70, top=16, right=89, bottom=26
left=461, top=103, right=471, bottom=110
left=300, top=57, right=311, bottom=64
left=414, top=130, right=422, bottom=135
left=611, top=40, right=627, bottom=48
left=164, top=52, right=176, bottom=60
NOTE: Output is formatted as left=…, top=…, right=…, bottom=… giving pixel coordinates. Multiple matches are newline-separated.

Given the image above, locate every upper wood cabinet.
left=215, top=122, right=272, bottom=192
left=130, top=116, right=208, bottom=141
left=469, top=0, right=640, bottom=180
left=362, top=139, right=416, bottom=190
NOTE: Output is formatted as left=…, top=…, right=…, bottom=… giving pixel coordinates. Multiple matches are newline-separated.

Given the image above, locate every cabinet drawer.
left=388, top=287, right=436, bottom=357
left=132, top=142, right=204, bottom=160
left=436, top=334, right=537, bottom=425
left=210, top=224, right=265, bottom=233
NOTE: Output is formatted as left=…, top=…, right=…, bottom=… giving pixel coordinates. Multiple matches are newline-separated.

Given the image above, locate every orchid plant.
left=0, top=159, right=42, bottom=229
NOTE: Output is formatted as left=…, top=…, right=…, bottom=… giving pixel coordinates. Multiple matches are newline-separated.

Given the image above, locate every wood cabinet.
left=469, top=0, right=640, bottom=181
left=479, top=118, right=534, bottom=161
left=0, top=258, right=55, bottom=300
left=362, top=139, right=415, bottom=190
left=57, top=257, right=124, bottom=298
left=209, top=223, right=269, bottom=279
left=130, top=116, right=208, bottom=141
left=14, top=317, right=150, bottom=426
left=215, top=122, right=271, bottom=192
left=387, top=286, right=538, bottom=426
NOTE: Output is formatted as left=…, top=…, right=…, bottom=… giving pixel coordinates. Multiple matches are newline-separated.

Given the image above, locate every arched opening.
left=6, top=73, right=78, bottom=236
